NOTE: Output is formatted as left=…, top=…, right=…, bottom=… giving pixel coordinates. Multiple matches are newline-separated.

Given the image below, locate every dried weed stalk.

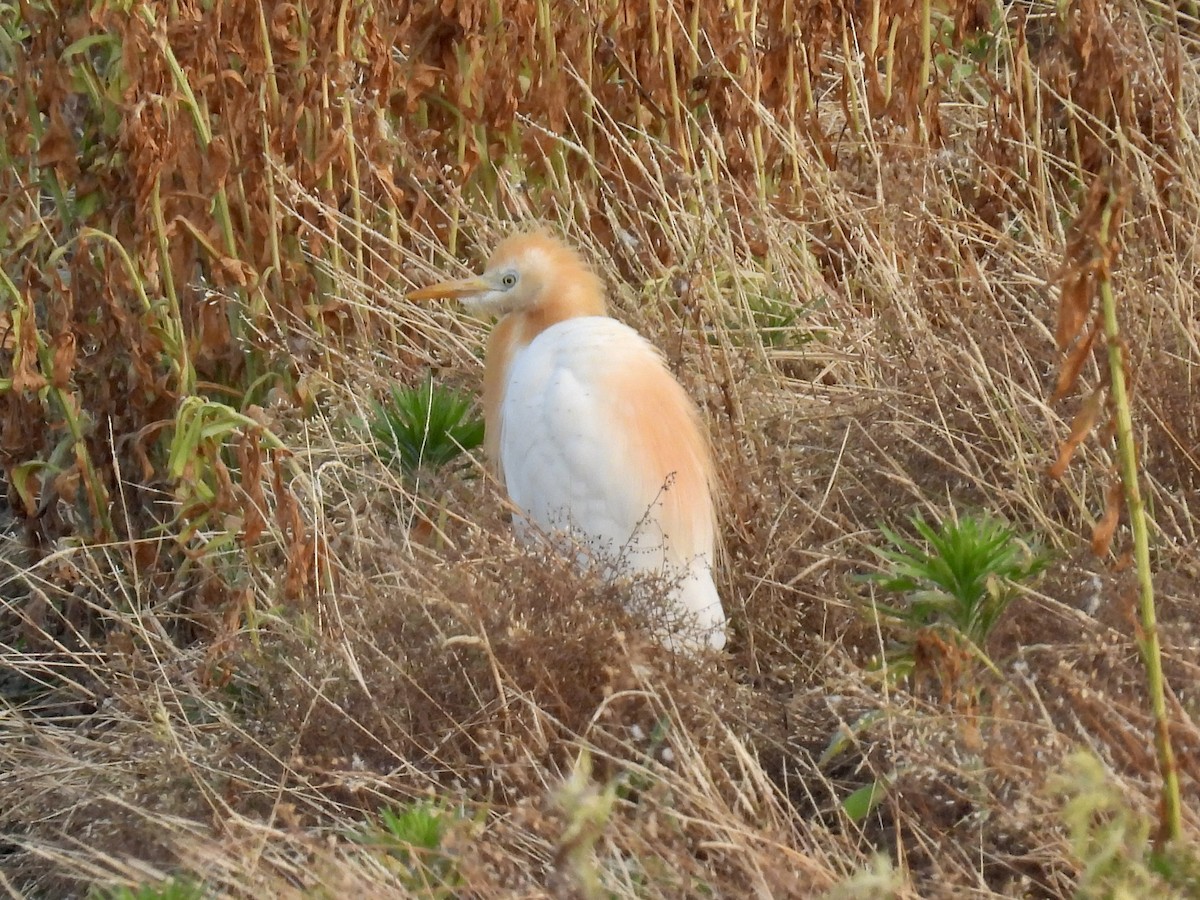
left=1049, top=174, right=1183, bottom=844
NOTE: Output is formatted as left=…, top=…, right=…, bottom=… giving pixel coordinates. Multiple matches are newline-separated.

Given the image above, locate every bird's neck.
left=480, top=283, right=606, bottom=472
left=509, top=282, right=608, bottom=345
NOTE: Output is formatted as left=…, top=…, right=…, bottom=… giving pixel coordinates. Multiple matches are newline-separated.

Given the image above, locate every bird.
left=408, top=230, right=726, bottom=652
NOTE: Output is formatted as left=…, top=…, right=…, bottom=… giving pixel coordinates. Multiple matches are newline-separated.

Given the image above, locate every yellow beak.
left=406, top=276, right=491, bottom=302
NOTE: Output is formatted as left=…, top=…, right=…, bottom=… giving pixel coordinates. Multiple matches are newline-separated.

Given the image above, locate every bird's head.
left=408, top=230, right=606, bottom=320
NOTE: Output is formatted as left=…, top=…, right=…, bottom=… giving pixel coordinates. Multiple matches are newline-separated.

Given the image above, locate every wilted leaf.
left=1048, top=388, right=1106, bottom=479
left=273, top=454, right=314, bottom=599
left=1091, top=478, right=1123, bottom=557
left=35, top=105, right=75, bottom=168
left=11, top=313, right=47, bottom=393
left=314, top=128, right=348, bottom=178
left=1052, top=312, right=1100, bottom=402
left=214, top=255, right=254, bottom=286
left=1055, top=270, right=1093, bottom=351
left=50, top=332, right=76, bottom=388
left=238, top=433, right=267, bottom=547
left=208, top=134, right=232, bottom=189
left=52, top=466, right=81, bottom=505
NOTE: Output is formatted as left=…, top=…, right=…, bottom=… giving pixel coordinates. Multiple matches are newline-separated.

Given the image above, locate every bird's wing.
left=498, top=317, right=716, bottom=577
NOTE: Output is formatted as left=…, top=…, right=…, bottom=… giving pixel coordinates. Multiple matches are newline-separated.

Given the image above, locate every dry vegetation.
left=2, top=0, right=1199, bottom=896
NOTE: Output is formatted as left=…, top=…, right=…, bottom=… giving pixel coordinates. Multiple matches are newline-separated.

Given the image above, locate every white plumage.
left=499, top=317, right=725, bottom=651
left=409, top=231, right=727, bottom=652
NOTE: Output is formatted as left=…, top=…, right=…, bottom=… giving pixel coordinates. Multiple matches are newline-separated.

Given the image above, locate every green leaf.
left=862, top=511, right=1050, bottom=670
left=369, top=377, right=484, bottom=475
left=11, top=459, right=53, bottom=515
left=61, top=33, right=119, bottom=60
left=842, top=779, right=888, bottom=822
left=352, top=800, right=463, bottom=894
left=819, top=710, right=885, bottom=767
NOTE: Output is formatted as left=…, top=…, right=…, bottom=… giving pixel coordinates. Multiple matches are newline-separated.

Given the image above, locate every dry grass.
left=3, top=0, right=1200, bottom=897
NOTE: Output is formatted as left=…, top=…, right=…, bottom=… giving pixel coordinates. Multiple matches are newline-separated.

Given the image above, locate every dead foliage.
left=2, top=0, right=1199, bottom=896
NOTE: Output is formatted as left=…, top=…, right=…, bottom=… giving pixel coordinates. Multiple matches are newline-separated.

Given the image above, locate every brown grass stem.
left=337, top=0, right=366, bottom=285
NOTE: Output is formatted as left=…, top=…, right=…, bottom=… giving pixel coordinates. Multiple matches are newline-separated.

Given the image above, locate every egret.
left=409, top=231, right=726, bottom=652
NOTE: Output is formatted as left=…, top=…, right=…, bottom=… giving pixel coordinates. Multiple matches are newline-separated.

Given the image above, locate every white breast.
left=497, top=316, right=725, bottom=651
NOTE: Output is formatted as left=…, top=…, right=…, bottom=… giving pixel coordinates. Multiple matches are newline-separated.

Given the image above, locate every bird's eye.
left=500, top=272, right=518, bottom=289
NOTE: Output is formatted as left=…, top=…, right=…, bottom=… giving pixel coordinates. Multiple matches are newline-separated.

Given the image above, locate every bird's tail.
left=667, top=558, right=727, bottom=652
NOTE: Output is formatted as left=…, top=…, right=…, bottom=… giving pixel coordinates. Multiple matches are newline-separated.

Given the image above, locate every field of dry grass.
left=2, top=0, right=1199, bottom=897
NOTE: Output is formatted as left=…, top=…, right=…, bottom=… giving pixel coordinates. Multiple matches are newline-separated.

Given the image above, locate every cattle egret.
left=409, top=231, right=726, bottom=652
